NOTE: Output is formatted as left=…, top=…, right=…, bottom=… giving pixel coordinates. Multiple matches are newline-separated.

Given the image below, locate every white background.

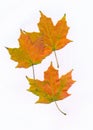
left=0, top=0, right=93, bottom=129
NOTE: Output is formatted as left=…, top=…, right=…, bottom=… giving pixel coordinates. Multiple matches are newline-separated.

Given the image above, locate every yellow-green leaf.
left=7, top=30, right=51, bottom=68
left=27, top=62, right=75, bottom=103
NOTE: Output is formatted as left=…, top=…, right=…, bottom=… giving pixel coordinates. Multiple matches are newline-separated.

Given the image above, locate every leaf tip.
left=50, top=61, right=56, bottom=69
left=20, top=29, right=24, bottom=34
left=5, top=47, right=9, bottom=50
left=39, top=10, right=43, bottom=15
left=64, top=13, right=66, bottom=16
left=26, top=88, right=31, bottom=93
left=63, top=13, right=66, bottom=19
left=26, top=75, right=28, bottom=79
left=26, top=76, right=29, bottom=81
left=39, top=10, right=45, bottom=17
left=39, top=10, right=41, bottom=13
left=20, top=29, right=22, bottom=32
left=20, top=29, right=26, bottom=35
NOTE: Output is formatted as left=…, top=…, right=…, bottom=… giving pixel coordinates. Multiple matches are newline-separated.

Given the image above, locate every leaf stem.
left=54, top=50, right=59, bottom=68
left=32, top=64, right=35, bottom=79
left=55, top=101, right=66, bottom=115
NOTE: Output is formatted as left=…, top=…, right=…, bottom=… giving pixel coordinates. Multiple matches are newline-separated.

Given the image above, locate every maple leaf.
left=38, top=11, right=72, bottom=67
left=27, top=62, right=75, bottom=104
left=7, top=30, right=51, bottom=68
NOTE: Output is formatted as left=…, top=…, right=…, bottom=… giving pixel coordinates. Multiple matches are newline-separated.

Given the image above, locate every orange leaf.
left=38, top=11, right=72, bottom=51
left=7, top=30, right=51, bottom=68
left=27, top=62, right=75, bottom=104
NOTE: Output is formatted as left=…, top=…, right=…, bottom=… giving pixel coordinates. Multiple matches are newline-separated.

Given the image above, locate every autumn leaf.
left=38, top=11, right=72, bottom=67
left=7, top=30, right=52, bottom=78
left=27, top=62, right=75, bottom=103
left=7, top=30, right=51, bottom=78
left=27, top=62, right=75, bottom=114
